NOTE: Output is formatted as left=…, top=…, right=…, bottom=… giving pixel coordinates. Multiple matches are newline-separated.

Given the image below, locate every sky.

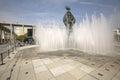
left=0, top=0, right=120, bottom=26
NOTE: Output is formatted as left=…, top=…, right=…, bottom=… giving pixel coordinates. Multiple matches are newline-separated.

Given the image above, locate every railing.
left=0, top=47, right=14, bottom=65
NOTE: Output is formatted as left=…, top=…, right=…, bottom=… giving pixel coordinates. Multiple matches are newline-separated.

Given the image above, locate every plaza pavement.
left=0, top=44, right=10, bottom=52
left=0, top=45, right=120, bottom=80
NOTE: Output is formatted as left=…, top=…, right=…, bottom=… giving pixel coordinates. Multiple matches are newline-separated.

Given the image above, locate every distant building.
left=15, top=27, right=33, bottom=37
left=0, top=25, right=11, bottom=44
left=27, top=29, right=33, bottom=37
left=15, top=27, right=27, bottom=36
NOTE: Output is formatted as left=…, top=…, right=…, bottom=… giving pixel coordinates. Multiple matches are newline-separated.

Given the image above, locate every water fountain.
left=35, top=7, right=114, bottom=55
left=63, top=6, right=76, bottom=47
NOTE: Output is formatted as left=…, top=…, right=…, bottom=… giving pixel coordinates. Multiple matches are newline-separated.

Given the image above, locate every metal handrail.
left=0, top=47, right=14, bottom=65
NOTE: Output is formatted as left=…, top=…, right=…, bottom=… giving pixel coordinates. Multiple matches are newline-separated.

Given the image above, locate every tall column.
left=12, top=26, right=16, bottom=50
left=22, top=25, right=24, bottom=35
left=4, top=31, right=6, bottom=43
left=10, top=24, right=13, bottom=45
left=0, top=27, right=1, bottom=44
left=32, top=26, right=35, bottom=39
left=12, top=26, right=14, bottom=38
left=2, top=28, right=5, bottom=44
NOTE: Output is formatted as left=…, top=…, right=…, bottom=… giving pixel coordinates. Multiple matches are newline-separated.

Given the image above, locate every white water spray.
left=35, top=14, right=114, bottom=55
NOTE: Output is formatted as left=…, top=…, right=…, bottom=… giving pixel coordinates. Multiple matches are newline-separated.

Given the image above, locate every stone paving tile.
left=84, top=61, right=104, bottom=69
left=46, top=63, right=59, bottom=69
left=67, top=60, right=84, bottom=67
left=10, top=68, right=20, bottom=80
left=0, top=60, right=11, bottom=76
left=55, top=61, right=65, bottom=67
left=5, top=59, right=16, bottom=70
left=17, top=58, right=36, bottom=80
left=49, top=56, right=58, bottom=59
left=52, top=58, right=61, bottom=62
left=112, top=71, right=120, bottom=80
left=50, top=66, right=66, bottom=76
left=32, top=59, right=44, bottom=68
left=0, top=70, right=11, bottom=80
left=49, top=78, right=57, bottom=80
left=10, top=59, right=22, bottom=80
left=31, top=57, right=40, bottom=60
left=34, top=65, right=48, bottom=73
left=68, top=68, right=87, bottom=80
left=36, top=71, right=53, bottom=80
left=80, top=65, right=95, bottom=73
left=32, top=59, right=42, bottom=63
left=21, top=60, right=32, bottom=66
left=76, top=58, right=89, bottom=65
left=56, top=72, right=77, bottom=80
left=112, top=77, right=120, bottom=80
left=58, top=59, right=68, bottom=64
left=20, top=60, right=33, bottom=70
left=103, top=62, right=120, bottom=70
left=18, top=67, right=36, bottom=80
left=90, top=63, right=120, bottom=80
left=80, top=74, right=97, bottom=80
left=41, top=58, right=53, bottom=64
left=63, top=59, right=74, bottom=63
left=62, top=64, right=76, bottom=72
left=0, top=59, right=17, bottom=80
left=90, top=70, right=111, bottom=80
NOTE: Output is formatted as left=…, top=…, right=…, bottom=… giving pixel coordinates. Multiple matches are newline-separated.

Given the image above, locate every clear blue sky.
left=0, top=0, right=120, bottom=25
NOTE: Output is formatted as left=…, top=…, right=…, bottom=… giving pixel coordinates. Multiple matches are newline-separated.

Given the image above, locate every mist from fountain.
left=35, top=14, right=114, bottom=55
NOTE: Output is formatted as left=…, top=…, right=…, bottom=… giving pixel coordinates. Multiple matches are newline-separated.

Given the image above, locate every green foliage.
left=18, top=35, right=26, bottom=41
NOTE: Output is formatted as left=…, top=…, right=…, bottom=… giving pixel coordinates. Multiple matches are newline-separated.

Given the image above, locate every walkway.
left=0, top=46, right=120, bottom=80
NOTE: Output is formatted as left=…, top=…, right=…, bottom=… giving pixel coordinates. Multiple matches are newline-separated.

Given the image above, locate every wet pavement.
left=0, top=45, right=120, bottom=80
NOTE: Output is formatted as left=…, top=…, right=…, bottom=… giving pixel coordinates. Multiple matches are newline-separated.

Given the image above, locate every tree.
left=18, top=35, right=26, bottom=41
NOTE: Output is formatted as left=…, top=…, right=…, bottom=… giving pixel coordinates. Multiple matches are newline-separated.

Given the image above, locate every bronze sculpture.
left=63, top=6, right=76, bottom=35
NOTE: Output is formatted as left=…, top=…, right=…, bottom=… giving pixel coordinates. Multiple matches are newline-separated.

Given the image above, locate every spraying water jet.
left=35, top=7, right=114, bottom=55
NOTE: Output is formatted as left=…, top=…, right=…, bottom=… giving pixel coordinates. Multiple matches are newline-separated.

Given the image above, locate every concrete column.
left=12, top=26, right=16, bottom=50
left=12, top=26, right=14, bottom=38
left=10, top=24, right=13, bottom=44
left=1, top=30, right=3, bottom=44
left=0, top=28, right=1, bottom=44
left=32, top=26, right=35, bottom=39
left=0, top=27, right=2, bottom=44
left=8, top=31, right=11, bottom=44
left=22, top=25, right=24, bottom=35
left=2, top=29, right=5, bottom=44
left=12, top=26, right=15, bottom=43
left=4, top=31, right=6, bottom=43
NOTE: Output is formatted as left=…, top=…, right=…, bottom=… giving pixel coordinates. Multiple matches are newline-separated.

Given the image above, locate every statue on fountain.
left=63, top=6, right=76, bottom=35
